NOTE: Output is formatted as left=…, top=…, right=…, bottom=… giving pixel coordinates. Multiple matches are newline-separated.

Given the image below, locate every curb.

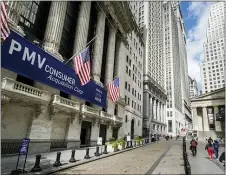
left=34, top=143, right=152, bottom=175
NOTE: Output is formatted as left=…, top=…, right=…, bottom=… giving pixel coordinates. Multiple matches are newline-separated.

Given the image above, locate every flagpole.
left=65, top=35, right=99, bottom=65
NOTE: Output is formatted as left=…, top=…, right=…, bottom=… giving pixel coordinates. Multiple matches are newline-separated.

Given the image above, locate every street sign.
left=127, top=136, right=131, bottom=142
left=19, top=138, right=30, bottom=155
left=97, top=137, right=103, bottom=145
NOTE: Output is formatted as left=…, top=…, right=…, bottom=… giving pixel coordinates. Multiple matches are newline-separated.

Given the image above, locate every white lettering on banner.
left=47, top=75, right=83, bottom=95
left=9, top=39, right=46, bottom=69
left=9, top=39, right=21, bottom=54
left=45, top=65, right=76, bottom=86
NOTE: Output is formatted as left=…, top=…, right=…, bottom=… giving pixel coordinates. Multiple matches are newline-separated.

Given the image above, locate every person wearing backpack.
left=190, top=138, right=198, bottom=155
left=205, top=140, right=214, bottom=160
left=219, top=152, right=225, bottom=167
left=213, top=140, right=220, bottom=159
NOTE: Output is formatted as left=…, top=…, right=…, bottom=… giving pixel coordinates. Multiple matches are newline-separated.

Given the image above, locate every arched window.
left=125, top=115, right=128, bottom=123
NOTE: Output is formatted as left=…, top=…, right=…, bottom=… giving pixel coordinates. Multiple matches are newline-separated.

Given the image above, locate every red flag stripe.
left=1, top=1, right=10, bottom=41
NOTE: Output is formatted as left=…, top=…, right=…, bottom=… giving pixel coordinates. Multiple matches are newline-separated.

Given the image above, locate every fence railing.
left=1, top=140, right=21, bottom=155
left=182, top=136, right=191, bottom=175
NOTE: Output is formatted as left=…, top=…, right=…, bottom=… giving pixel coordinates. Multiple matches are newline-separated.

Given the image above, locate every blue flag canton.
left=114, top=77, right=119, bottom=87
left=81, top=47, right=90, bottom=63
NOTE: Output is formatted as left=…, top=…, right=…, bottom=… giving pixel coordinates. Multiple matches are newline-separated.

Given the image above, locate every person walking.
left=208, top=137, right=213, bottom=143
left=213, top=140, right=220, bottom=159
left=219, top=152, right=225, bottom=167
left=205, top=140, right=214, bottom=160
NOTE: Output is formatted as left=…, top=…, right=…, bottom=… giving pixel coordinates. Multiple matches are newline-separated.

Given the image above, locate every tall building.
left=1, top=1, right=140, bottom=155
left=200, top=2, right=225, bottom=93
left=174, top=4, right=192, bottom=132
left=142, top=1, right=167, bottom=137
left=189, top=76, right=198, bottom=98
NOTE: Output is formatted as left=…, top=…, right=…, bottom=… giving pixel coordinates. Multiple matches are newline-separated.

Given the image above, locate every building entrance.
left=99, top=124, right=107, bottom=145
left=80, top=121, right=92, bottom=147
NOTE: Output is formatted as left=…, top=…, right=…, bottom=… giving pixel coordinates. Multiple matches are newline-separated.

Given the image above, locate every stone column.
left=43, top=1, right=68, bottom=61
left=149, top=96, right=153, bottom=119
left=143, top=92, right=149, bottom=121
left=92, top=7, right=106, bottom=84
left=104, top=24, right=116, bottom=114
left=90, top=119, right=99, bottom=146
left=114, top=33, right=126, bottom=98
left=73, top=2, right=91, bottom=56
left=66, top=114, right=81, bottom=149
left=159, top=103, right=162, bottom=122
left=202, top=107, right=209, bottom=131
left=106, top=125, right=113, bottom=141
left=156, top=101, right=159, bottom=121
left=192, top=107, right=198, bottom=130
left=5, top=1, right=24, bottom=35
left=153, top=99, right=156, bottom=120
left=214, top=106, right=222, bottom=132
left=104, top=25, right=116, bottom=84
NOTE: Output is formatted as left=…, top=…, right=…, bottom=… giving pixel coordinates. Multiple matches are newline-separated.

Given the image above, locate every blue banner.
left=1, top=31, right=107, bottom=108
left=19, top=138, right=30, bottom=155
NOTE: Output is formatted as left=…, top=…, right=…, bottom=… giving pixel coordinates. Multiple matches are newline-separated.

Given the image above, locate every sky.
left=180, top=1, right=215, bottom=92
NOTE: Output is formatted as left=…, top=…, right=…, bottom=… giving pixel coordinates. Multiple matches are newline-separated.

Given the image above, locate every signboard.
left=19, top=138, right=30, bottom=155
left=97, top=137, right=102, bottom=145
left=127, top=136, right=131, bottom=142
left=1, top=31, right=107, bottom=108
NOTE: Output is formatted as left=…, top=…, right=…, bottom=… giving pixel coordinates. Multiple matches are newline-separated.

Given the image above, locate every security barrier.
left=182, top=136, right=191, bottom=175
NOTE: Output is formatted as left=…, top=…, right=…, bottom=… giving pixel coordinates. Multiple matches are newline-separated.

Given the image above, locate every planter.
left=113, top=146, right=119, bottom=152
left=136, top=141, right=140, bottom=146
left=118, top=144, right=125, bottom=150
left=106, top=144, right=114, bottom=153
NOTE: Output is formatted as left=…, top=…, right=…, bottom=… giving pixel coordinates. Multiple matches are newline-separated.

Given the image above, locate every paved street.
left=55, top=140, right=184, bottom=175
left=187, top=141, right=224, bottom=175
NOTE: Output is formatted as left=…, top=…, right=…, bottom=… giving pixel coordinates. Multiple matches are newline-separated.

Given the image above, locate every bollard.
left=84, top=147, right=91, bottom=159
left=94, top=146, right=100, bottom=156
left=53, top=152, right=62, bottom=167
left=130, top=141, right=133, bottom=148
left=103, top=145, right=108, bottom=154
left=31, top=154, right=42, bottom=172
left=69, top=150, right=77, bottom=163
left=134, top=141, right=136, bottom=147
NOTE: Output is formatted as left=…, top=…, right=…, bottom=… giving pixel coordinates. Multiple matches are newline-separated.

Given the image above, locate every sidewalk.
left=1, top=146, right=98, bottom=175
left=152, top=145, right=185, bottom=174
left=187, top=141, right=224, bottom=174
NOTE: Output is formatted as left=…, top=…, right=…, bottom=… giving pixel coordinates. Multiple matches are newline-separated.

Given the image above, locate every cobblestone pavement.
left=55, top=140, right=183, bottom=175
left=187, top=141, right=224, bottom=175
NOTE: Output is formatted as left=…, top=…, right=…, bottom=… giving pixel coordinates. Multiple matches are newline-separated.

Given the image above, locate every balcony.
left=100, top=111, right=113, bottom=121
left=113, top=115, right=123, bottom=124
left=51, top=95, right=80, bottom=115
left=81, top=104, right=100, bottom=118
left=1, top=78, right=50, bottom=105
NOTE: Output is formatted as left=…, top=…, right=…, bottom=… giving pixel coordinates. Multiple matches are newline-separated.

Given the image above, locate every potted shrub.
left=105, top=137, right=116, bottom=153
left=112, top=141, right=119, bottom=152
left=118, top=139, right=126, bottom=150
left=141, top=138, right=144, bottom=145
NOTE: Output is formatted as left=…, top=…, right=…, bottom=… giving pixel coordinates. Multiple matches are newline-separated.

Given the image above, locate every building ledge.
left=80, top=104, right=100, bottom=118
left=50, top=95, right=80, bottom=116
left=1, top=78, right=51, bottom=106
left=113, top=115, right=123, bottom=124
left=151, top=118, right=167, bottom=126
left=100, top=111, right=113, bottom=122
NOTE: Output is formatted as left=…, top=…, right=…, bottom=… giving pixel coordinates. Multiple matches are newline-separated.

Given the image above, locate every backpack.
left=219, top=152, right=225, bottom=163
left=191, top=140, right=197, bottom=147
left=214, top=143, right=219, bottom=149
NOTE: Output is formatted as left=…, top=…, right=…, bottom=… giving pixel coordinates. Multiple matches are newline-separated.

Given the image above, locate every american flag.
left=107, top=77, right=120, bottom=103
left=1, top=1, right=10, bottom=41
left=73, top=46, right=91, bottom=86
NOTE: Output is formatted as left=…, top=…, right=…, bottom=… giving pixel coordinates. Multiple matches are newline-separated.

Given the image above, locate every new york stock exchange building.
left=1, top=1, right=143, bottom=155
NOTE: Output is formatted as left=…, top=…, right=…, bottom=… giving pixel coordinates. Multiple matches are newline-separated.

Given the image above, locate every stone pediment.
left=191, top=88, right=225, bottom=101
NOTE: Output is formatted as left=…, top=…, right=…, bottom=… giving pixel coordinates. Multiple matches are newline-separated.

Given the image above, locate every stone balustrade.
left=113, top=115, right=123, bottom=124
left=1, top=78, right=51, bottom=104
left=51, top=95, right=80, bottom=114
left=81, top=104, right=100, bottom=117
left=100, top=111, right=113, bottom=121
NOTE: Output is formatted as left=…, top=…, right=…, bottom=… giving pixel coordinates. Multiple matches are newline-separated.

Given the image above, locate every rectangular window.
left=168, top=120, right=172, bottom=132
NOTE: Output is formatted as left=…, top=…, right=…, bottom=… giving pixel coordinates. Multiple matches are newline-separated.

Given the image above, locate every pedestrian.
left=216, top=136, right=221, bottom=143
left=208, top=137, right=213, bottom=143
left=213, top=140, right=220, bottom=159
left=205, top=140, right=214, bottom=160
left=171, top=135, right=172, bottom=139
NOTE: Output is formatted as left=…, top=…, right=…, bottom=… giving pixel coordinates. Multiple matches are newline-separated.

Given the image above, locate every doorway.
left=80, top=121, right=92, bottom=147
left=99, top=124, right=107, bottom=145
left=131, top=119, right=134, bottom=139
left=112, top=127, right=119, bottom=140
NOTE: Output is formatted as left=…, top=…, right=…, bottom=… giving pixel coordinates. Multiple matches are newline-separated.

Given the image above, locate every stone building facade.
left=191, top=88, right=225, bottom=140
left=1, top=1, right=139, bottom=154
